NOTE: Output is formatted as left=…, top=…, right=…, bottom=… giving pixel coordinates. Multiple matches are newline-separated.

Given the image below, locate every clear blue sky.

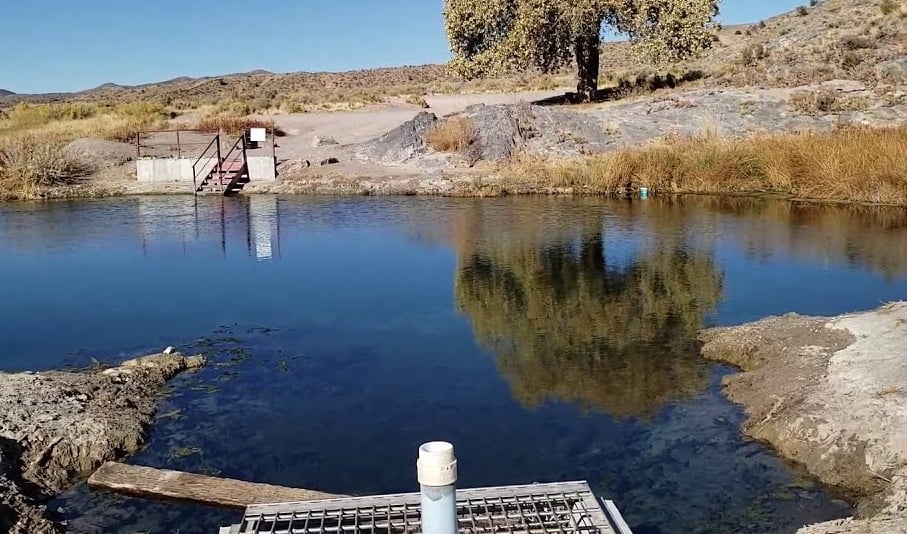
left=2, top=0, right=808, bottom=94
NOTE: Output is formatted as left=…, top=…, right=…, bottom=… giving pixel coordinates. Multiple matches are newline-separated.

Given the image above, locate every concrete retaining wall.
left=137, top=157, right=276, bottom=183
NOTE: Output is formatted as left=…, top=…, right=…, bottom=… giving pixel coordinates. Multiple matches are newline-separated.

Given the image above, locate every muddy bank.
left=699, top=302, right=907, bottom=533
left=0, top=351, right=205, bottom=533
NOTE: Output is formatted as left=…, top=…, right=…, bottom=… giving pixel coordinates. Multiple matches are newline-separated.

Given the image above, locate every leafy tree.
left=443, top=0, right=720, bottom=101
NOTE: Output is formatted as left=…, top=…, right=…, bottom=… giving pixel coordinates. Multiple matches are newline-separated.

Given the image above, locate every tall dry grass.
left=194, top=115, right=278, bottom=136
left=0, top=134, right=91, bottom=199
left=0, top=101, right=169, bottom=143
left=426, top=117, right=478, bottom=153
left=506, top=125, right=907, bottom=205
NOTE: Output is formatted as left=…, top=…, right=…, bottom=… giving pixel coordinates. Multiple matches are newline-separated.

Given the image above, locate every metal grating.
left=226, top=481, right=625, bottom=534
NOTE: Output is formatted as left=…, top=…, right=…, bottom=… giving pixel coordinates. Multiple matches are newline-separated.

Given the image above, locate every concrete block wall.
left=137, top=157, right=276, bottom=184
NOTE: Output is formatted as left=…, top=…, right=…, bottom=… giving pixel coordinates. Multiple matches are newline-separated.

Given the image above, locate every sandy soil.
left=272, top=90, right=563, bottom=154
left=0, top=352, right=206, bottom=533
left=699, top=302, right=907, bottom=533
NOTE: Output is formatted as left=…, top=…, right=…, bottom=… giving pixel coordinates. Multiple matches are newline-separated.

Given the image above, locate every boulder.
left=354, top=111, right=438, bottom=165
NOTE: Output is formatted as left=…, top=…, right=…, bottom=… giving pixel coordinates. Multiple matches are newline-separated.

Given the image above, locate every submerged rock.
left=0, top=351, right=205, bottom=533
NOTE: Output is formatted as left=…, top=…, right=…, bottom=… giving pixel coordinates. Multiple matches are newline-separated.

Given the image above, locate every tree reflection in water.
left=454, top=206, right=723, bottom=419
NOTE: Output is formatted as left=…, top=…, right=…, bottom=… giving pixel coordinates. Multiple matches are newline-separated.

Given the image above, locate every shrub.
left=741, top=47, right=755, bottom=66
left=758, top=20, right=767, bottom=29
left=0, top=134, right=90, bottom=197
left=114, top=101, right=166, bottom=118
left=405, top=94, right=431, bottom=108
left=840, top=51, right=863, bottom=70
left=754, top=43, right=766, bottom=59
left=840, top=35, right=875, bottom=50
left=810, top=0, right=819, bottom=6
left=741, top=44, right=766, bottom=65
left=788, top=89, right=869, bottom=115
left=426, top=117, right=479, bottom=158
left=880, top=0, right=898, bottom=14
left=195, top=115, right=278, bottom=136
left=796, top=5, right=809, bottom=15
left=6, top=102, right=103, bottom=129
left=788, top=89, right=838, bottom=114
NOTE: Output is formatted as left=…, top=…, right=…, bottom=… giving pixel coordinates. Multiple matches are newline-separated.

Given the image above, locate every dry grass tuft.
left=195, top=116, right=279, bottom=136
left=404, top=95, right=431, bottom=108
left=787, top=89, right=870, bottom=115
left=505, top=125, right=907, bottom=204
left=0, top=134, right=92, bottom=199
left=426, top=116, right=478, bottom=153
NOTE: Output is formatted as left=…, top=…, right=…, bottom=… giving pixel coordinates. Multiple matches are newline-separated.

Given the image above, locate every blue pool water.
left=2, top=195, right=906, bottom=533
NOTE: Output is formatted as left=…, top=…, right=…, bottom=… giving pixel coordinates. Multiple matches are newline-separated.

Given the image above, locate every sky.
left=1, top=0, right=810, bottom=94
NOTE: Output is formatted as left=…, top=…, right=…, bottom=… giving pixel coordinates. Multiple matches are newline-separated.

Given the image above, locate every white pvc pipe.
left=417, top=441, right=458, bottom=534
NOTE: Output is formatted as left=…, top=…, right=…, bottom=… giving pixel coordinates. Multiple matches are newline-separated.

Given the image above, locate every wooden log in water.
left=88, top=462, right=343, bottom=509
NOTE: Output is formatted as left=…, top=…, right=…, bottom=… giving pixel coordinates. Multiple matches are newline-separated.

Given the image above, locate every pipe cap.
left=417, top=441, right=458, bottom=486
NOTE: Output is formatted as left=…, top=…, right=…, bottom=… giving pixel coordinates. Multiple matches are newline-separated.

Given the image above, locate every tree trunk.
left=574, top=32, right=601, bottom=102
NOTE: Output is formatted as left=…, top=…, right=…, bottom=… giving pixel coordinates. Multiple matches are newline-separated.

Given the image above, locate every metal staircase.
left=193, top=134, right=250, bottom=196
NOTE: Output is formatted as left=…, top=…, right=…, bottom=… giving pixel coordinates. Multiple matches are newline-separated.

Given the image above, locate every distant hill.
left=0, top=64, right=452, bottom=107
left=0, top=89, right=14, bottom=97
left=1, top=0, right=903, bottom=108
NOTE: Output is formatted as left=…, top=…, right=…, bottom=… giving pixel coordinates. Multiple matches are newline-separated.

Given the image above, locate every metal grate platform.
left=222, top=481, right=630, bottom=534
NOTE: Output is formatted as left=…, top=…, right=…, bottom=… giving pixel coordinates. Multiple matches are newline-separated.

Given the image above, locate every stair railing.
left=217, top=134, right=248, bottom=192
left=192, top=134, right=221, bottom=194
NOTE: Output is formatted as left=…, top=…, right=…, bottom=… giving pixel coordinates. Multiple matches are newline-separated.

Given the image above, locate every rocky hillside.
left=0, top=65, right=454, bottom=108
left=2, top=0, right=904, bottom=108
left=696, top=0, right=906, bottom=88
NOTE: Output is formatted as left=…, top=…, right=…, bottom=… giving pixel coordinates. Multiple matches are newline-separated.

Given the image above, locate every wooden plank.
left=88, top=462, right=343, bottom=509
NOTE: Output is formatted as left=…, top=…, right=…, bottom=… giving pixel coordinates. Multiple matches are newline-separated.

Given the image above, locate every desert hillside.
left=2, top=0, right=903, bottom=111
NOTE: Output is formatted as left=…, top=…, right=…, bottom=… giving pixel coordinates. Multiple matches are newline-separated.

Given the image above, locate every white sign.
left=249, top=128, right=267, bottom=142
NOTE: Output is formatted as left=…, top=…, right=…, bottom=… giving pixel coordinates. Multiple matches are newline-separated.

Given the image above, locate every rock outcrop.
left=0, top=351, right=205, bottom=533
left=353, top=111, right=438, bottom=165
left=699, top=303, right=907, bottom=533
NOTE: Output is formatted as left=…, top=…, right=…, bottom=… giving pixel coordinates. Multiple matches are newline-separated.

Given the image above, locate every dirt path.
left=0, top=351, right=205, bottom=533
left=699, top=302, right=907, bottom=533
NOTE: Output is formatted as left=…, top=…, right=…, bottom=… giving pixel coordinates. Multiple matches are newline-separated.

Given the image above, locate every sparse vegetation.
left=741, top=44, right=767, bottom=66
left=426, top=116, right=478, bottom=155
left=880, top=0, right=899, bottom=14
left=505, top=125, right=907, bottom=205
left=404, top=94, right=431, bottom=108
left=194, top=115, right=278, bottom=136
left=788, top=89, right=870, bottom=114
left=796, top=5, right=809, bottom=16
left=0, top=134, right=91, bottom=199
left=840, top=35, right=875, bottom=50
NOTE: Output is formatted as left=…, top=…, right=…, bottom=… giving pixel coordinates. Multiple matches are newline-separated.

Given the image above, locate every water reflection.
left=136, top=196, right=282, bottom=260
left=451, top=203, right=723, bottom=418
